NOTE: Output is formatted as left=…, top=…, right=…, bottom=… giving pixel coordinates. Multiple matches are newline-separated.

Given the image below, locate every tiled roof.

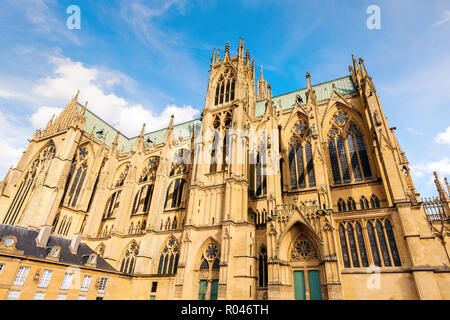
left=0, top=224, right=115, bottom=271
left=255, top=76, right=356, bottom=117
left=78, top=103, right=201, bottom=153
left=77, top=75, right=355, bottom=149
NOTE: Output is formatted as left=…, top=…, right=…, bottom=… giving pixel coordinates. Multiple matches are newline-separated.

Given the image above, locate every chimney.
left=70, top=234, right=83, bottom=254
left=35, top=225, right=52, bottom=248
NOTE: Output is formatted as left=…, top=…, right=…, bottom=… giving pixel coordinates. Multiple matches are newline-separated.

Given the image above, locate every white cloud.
left=435, top=126, right=450, bottom=145
left=0, top=110, right=27, bottom=174
left=433, top=10, right=450, bottom=27
left=29, top=106, right=63, bottom=129
left=410, top=157, right=450, bottom=178
left=29, top=55, right=201, bottom=136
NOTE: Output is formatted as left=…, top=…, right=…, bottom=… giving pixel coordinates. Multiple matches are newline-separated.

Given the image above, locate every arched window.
left=139, top=157, right=159, bottom=182
left=360, top=196, right=369, bottom=210
left=255, top=152, right=267, bottom=196
left=157, top=238, right=179, bottom=275
left=355, top=222, right=369, bottom=267
left=346, top=223, right=360, bottom=267
left=132, top=185, right=154, bottom=215
left=376, top=220, right=391, bottom=267
left=385, top=220, right=401, bottom=266
left=58, top=216, right=67, bottom=235
left=104, top=190, right=122, bottom=219
left=370, top=195, right=380, bottom=209
left=338, top=224, right=350, bottom=268
left=172, top=216, right=177, bottom=229
left=337, top=198, right=346, bottom=212
left=115, top=163, right=130, bottom=188
left=3, top=141, right=56, bottom=225
left=164, top=179, right=185, bottom=209
left=366, top=221, right=381, bottom=267
left=347, top=197, right=356, bottom=211
left=288, top=120, right=316, bottom=190
left=339, top=221, right=369, bottom=268
left=120, top=242, right=139, bottom=274
left=258, top=246, right=268, bottom=288
left=214, top=69, right=235, bottom=105
left=64, top=217, right=72, bottom=236
left=170, top=150, right=189, bottom=176
left=128, top=223, right=134, bottom=234
left=61, top=146, right=89, bottom=208
left=52, top=214, right=60, bottom=233
left=327, top=112, right=373, bottom=185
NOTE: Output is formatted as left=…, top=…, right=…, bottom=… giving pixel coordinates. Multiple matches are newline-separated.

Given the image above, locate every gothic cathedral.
left=0, top=40, right=449, bottom=300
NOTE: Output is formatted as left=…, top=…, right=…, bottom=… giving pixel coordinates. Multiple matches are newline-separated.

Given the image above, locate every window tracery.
left=338, top=218, right=401, bottom=268
left=3, top=141, right=56, bottom=225
left=157, top=238, right=179, bottom=275
left=288, top=120, right=316, bottom=190
left=120, top=242, right=139, bottom=274
left=61, top=146, right=90, bottom=208
left=327, top=111, right=373, bottom=185
left=289, top=233, right=319, bottom=261
left=214, top=69, right=235, bottom=106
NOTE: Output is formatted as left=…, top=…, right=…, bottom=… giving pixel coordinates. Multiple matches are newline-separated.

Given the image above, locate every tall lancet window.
left=157, top=238, right=179, bottom=275
left=288, top=120, right=316, bottom=191
left=131, top=157, right=159, bottom=215
left=120, top=241, right=139, bottom=274
left=61, top=145, right=89, bottom=208
left=3, top=141, right=56, bottom=225
left=214, top=69, right=235, bottom=106
left=327, top=111, right=373, bottom=185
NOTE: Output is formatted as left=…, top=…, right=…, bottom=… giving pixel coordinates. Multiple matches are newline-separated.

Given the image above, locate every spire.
left=225, top=42, right=230, bottom=57
left=211, top=48, right=216, bottom=64
left=306, top=72, right=312, bottom=90
left=246, top=48, right=250, bottom=62
left=81, top=101, right=88, bottom=116
left=217, top=48, right=220, bottom=62
left=139, top=123, right=146, bottom=138
left=359, top=57, right=369, bottom=78
left=113, top=131, right=120, bottom=147
left=445, top=177, right=450, bottom=195
left=434, top=171, right=450, bottom=202
left=164, top=115, right=174, bottom=144
left=352, top=54, right=360, bottom=73
left=260, top=66, right=264, bottom=81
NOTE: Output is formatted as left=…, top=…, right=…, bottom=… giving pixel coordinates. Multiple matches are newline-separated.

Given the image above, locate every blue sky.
left=0, top=0, right=449, bottom=197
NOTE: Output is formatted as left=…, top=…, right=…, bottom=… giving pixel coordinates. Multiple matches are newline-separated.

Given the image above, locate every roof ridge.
left=257, top=75, right=352, bottom=102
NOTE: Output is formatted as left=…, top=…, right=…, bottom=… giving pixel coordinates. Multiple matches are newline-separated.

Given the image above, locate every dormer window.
left=88, top=254, right=97, bottom=264
left=50, top=247, right=59, bottom=257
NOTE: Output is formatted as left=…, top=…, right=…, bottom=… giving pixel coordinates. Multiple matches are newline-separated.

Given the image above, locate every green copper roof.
left=76, top=103, right=201, bottom=152
left=255, top=76, right=356, bottom=117
left=75, top=75, right=354, bottom=151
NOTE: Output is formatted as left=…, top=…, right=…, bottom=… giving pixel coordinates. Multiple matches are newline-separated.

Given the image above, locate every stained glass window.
left=355, top=222, right=369, bottom=267
left=328, top=138, right=341, bottom=184
left=347, top=223, right=360, bottom=267
left=376, top=220, right=391, bottom=267
left=339, top=224, right=350, bottom=268
left=367, top=221, right=381, bottom=267
left=385, top=220, right=401, bottom=266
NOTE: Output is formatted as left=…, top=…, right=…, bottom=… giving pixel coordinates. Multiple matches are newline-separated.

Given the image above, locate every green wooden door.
left=308, top=270, right=322, bottom=300
left=210, top=280, right=219, bottom=300
left=198, top=280, right=207, bottom=300
left=293, top=271, right=306, bottom=300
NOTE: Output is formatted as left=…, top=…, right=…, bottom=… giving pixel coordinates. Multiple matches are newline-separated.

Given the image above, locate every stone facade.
left=0, top=39, right=449, bottom=300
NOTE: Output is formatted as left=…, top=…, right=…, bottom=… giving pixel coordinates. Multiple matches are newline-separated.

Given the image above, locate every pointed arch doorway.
left=290, top=233, right=323, bottom=300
